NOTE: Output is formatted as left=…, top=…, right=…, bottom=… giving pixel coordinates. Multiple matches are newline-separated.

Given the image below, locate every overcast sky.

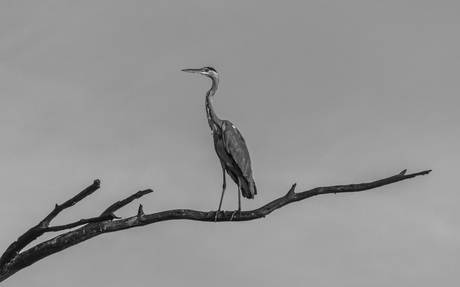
left=1, top=1, right=459, bottom=286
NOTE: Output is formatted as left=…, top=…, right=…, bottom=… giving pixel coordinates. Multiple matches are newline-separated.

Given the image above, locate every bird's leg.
left=237, top=178, right=242, bottom=216
left=230, top=178, right=242, bottom=221
left=215, top=167, right=226, bottom=222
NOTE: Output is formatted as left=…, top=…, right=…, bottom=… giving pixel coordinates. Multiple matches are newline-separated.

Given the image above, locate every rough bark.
left=0, top=169, right=431, bottom=282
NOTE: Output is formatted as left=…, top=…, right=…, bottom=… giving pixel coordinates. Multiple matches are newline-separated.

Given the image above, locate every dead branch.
left=0, top=169, right=431, bottom=282
left=0, top=180, right=102, bottom=271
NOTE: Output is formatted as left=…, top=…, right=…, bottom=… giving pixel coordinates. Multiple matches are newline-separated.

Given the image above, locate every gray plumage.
left=182, top=67, right=256, bottom=219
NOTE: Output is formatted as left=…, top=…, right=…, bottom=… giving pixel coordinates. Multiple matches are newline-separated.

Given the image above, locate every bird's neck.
left=205, top=77, right=223, bottom=132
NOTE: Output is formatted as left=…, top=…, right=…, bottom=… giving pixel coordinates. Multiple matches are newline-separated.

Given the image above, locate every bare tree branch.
left=0, top=180, right=101, bottom=272
left=100, top=189, right=153, bottom=217
left=0, top=169, right=431, bottom=282
left=40, top=179, right=102, bottom=227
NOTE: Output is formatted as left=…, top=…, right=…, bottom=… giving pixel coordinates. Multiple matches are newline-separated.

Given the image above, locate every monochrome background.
left=0, top=1, right=458, bottom=286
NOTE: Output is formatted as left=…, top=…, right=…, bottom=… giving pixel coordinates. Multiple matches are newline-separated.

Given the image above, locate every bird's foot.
left=230, top=209, right=242, bottom=221
left=214, top=210, right=223, bottom=222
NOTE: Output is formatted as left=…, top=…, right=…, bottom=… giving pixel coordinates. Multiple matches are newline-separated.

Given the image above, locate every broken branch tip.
left=286, top=183, right=297, bottom=197
left=137, top=204, right=145, bottom=217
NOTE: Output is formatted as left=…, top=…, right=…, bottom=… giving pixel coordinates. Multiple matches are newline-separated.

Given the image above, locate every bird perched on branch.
left=181, top=67, right=257, bottom=221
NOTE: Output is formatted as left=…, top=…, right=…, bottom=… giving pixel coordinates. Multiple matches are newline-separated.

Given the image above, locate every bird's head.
left=181, top=67, right=219, bottom=82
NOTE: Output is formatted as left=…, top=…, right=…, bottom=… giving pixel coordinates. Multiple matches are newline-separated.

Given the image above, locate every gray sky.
left=1, top=1, right=459, bottom=286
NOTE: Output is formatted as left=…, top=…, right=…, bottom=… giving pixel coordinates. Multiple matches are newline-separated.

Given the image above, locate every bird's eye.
left=203, top=68, right=209, bottom=72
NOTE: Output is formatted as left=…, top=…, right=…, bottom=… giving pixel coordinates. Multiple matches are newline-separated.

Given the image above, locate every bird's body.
left=182, top=67, right=256, bottom=220
left=212, top=120, right=256, bottom=199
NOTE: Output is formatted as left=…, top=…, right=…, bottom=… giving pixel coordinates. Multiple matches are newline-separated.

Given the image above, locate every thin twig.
left=100, top=189, right=153, bottom=216
left=42, top=214, right=116, bottom=232
left=40, top=179, right=101, bottom=228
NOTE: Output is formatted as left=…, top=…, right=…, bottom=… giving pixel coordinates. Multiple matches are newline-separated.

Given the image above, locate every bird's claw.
left=214, top=210, right=242, bottom=221
left=214, top=210, right=222, bottom=222
left=230, top=209, right=241, bottom=221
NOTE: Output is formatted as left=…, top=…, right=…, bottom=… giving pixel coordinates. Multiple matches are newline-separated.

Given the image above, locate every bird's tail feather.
left=241, top=178, right=257, bottom=199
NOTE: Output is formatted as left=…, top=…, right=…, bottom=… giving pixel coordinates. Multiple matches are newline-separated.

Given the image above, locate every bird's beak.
left=181, top=68, right=202, bottom=74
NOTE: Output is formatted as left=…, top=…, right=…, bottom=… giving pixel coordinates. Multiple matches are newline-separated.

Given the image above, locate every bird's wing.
left=221, top=121, right=256, bottom=188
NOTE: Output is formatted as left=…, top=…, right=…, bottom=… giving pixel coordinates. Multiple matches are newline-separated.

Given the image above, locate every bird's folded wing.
left=221, top=121, right=252, bottom=179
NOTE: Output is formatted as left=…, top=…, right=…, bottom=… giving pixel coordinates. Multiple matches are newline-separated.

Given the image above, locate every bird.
left=181, top=67, right=257, bottom=221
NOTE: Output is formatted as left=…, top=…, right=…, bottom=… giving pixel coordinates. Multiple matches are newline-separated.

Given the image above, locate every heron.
left=181, top=67, right=257, bottom=221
